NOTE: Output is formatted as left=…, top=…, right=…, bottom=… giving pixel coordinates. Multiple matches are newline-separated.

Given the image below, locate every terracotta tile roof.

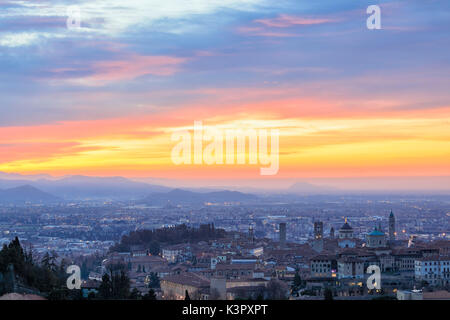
left=423, top=290, right=450, bottom=300
left=0, top=293, right=46, bottom=300
left=162, top=272, right=210, bottom=288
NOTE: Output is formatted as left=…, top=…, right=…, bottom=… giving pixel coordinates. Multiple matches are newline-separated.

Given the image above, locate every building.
left=389, top=210, right=396, bottom=242
left=397, top=289, right=423, bottom=300
left=312, top=221, right=324, bottom=253
left=338, top=218, right=356, bottom=248
left=81, top=280, right=101, bottom=298
left=330, top=227, right=335, bottom=239
left=423, top=290, right=450, bottom=300
left=337, top=257, right=364, bottom=279
left=161, top=244, right=188, bottom=263
left=248, top=226, right=254, bottom=242
left=415, top=256, right=450, bottom=286
left=130, top=255, right=167, bottom=273
left=314, top=222, right=323, bottom=239
left=366, top=226, right=387, bottom=248
left=160, top=272, right=210, bottom=300
left=393, top=250, right=420, bottom=272
left=310, top=254, right=337, bottom=278
left=242, top=245, right=264, bottom=257
left=214, top=263, right=255, bottom=280
left=279, top=223, right=286, bottom=246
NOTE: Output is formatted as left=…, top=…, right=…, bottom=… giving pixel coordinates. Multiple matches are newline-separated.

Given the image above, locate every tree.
left=129, top=288, right=141, bottom=300
left=291, top=271, right=302, bottom=295
left=98, top=268, right=130, bottom=300
left=0, top=238, right=71, bottom=297
left=185, top=290, right=191, bottom=300
left=148, top=241, right=160, bottom=255
left=265, top=279, right=288, bottom=300
left=149, top=272, right=160, bottom=288
left=99, top=273, right=112, bottom=299
left=324, top=288, right=333, bottom=300
left=143, top=289, right=157, bottom=300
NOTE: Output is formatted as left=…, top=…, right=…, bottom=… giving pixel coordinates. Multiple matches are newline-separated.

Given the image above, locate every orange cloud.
left=0, top=87, right=449, bottom=179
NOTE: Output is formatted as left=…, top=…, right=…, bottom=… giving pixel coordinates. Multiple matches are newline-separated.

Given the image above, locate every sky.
left=0, top=0, right=449, bottom=185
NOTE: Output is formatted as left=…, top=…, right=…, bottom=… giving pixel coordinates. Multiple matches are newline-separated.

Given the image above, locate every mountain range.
left=0, top=185, right=60, bottom=204
left=0, top=175, right=170, bottom=201
left=0, top=173, right=259, bottom=204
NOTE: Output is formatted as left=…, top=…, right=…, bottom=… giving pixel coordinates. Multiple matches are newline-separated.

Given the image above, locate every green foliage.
left=148, top=272, right=160, bottom=289
left=142, top=289, right=157, bottom=300
left=98, top=265, right=130, bottom=299
left=291, top=271, right=303, bottom=295
left=111, top=224, right=226, bottom=252
left=0, top=237, right=75, bottom=299
left=129, top=288, right=141, bottom=300
left=148, top=241, right=160, bottom=256
left=324, top=288, right=334, bottom=300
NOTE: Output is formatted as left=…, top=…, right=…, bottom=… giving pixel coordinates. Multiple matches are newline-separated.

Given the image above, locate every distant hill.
left=287, top=181, right=338, bottom=194
left=0, top=185, right=60, bottom=204
left=0, top=176, right=172, bottom=201
left=139, top=188, right=258, bottom=205
left=33, top=175, right=171, bottom=200
left=0, top=171, right=53, bottom=181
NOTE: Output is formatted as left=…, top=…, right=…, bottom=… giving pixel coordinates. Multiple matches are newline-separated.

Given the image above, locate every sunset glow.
left=1, top=0, right=449, bottom=183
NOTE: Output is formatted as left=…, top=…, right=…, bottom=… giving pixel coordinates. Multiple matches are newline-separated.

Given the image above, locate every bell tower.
left=389, top=210, right=396, bottom=241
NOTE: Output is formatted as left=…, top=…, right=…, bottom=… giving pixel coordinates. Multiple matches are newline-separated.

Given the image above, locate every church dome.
left=368, top=229, right=384, bottom=236
left=340, top=218, right=353, bottom=231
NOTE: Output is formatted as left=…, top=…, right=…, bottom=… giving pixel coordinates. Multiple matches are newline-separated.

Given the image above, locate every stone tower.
left=314, top=221, right=323, bottom=240
left=279, top=223, right=286, bottom=246
left=389, top=210, right=396, bottom=241
left=312, top=221, right=324, bottom=253
left=248, top=225, right=254, bottom=242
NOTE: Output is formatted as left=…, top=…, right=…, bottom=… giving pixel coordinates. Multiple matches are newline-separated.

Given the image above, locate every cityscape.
left=0, top=0, right=449, bottom=308
left=0, top=180, right=449, bottom=300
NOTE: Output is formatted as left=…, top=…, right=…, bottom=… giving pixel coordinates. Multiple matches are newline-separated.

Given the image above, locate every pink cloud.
left=58, top=54, right=187, bottom=85
left=89, top=54, right=187, bottom=81
left=254, top=14, right=338, bottom=28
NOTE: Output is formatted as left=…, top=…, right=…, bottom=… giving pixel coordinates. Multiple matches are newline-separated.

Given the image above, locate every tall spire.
left=389, top=210, right=396, bottom=241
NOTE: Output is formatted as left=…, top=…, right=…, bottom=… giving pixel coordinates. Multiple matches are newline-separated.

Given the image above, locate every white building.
left=338, top=218, right=356, bottom=248
left=161, top=244, right=186, bottom=263
left=415, top=256, right=450, bottom=286
left=397, top=289, right=423, bottom=300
